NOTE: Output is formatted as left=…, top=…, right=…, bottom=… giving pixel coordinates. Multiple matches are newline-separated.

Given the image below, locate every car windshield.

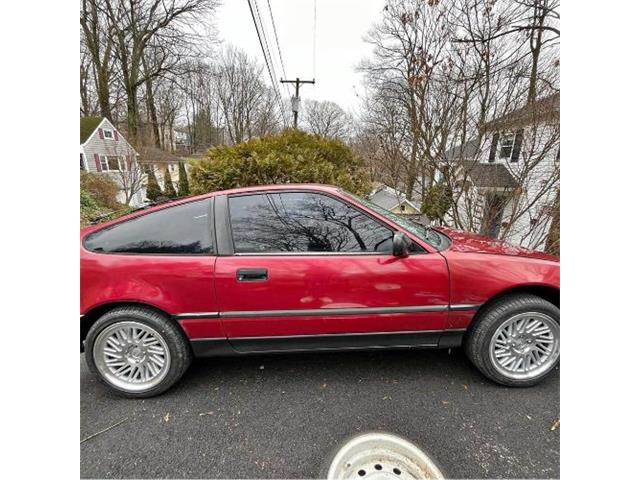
left=340, top=190, right=450, bottom=250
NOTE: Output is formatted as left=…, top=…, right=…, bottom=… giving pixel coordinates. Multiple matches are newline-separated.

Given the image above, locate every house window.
left=499, top=133, right=515, bottom=159
left=101, top=155, right=126, bottom=171
left=80, top=153, right=85, bottom=171
left=103, top=129, right=114, bottom=140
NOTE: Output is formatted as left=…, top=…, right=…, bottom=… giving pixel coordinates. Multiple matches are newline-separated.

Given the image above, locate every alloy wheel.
left=93, top=321, right=171, bottom=392
left=489, top=312, right=559, bottom=380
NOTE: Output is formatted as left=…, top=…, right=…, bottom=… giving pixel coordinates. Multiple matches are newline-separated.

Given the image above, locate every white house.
left=441, top=93, right=560, bottom=251
left=369, top=184, right=422, bottom=214
left=80, top=117, right=147, bottom=207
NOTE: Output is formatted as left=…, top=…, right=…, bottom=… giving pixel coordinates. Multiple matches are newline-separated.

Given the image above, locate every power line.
left=255, top=0, right=289, bottom=117
left=266, top=0, right=291, bottom=97
left=247, top=0, right=288, bottom=127
left=312, top=0, right=317, bottom=79
left=254, top=0, right=288, bottom=127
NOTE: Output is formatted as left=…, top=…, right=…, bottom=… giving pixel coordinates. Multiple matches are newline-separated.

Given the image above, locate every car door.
left=214, top=190, right=450, bottom=352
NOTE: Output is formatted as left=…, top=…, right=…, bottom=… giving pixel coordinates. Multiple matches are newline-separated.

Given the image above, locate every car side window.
left=228, top=192, right=395, bottom=254
left=84, top=199, right=213, bottom=254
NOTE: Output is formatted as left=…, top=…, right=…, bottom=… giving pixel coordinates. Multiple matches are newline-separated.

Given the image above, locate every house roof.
left=369, top=186, right=421, bottom=211
left=137, top=145, right=182, bottom=164
left=459, top=161, right=518, bottom=189
left=80, top=117, right=103, bottom=143
left=443, top=138, right=480, bottom=161
left=483, top=92, right=559, bottom=131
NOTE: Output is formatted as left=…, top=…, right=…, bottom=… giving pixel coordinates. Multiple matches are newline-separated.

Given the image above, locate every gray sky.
left=215, top=0, right=387, bottom=113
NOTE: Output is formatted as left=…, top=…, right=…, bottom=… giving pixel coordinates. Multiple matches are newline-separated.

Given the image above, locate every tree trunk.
left=126, top=84, right=139, bottom=144
left=527, top=0, right=546, bottom=104
left=544, top=190, right=560, bottom=255
left=96, top=68, right=112, bottom=120
left=142, top=55, right=162, bottom=148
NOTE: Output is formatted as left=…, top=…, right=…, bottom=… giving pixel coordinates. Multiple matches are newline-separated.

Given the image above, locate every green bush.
left=189, top=129, right=371, bottom=195
left=80, top=188, right=122, bottom=226
left=164, top=167, right=177, bottom=198
left=178, top=161, right=190, bottom=196
left=421, top=182, right=454, bottom=222
left=146, top=167, right=163, bottom=201
left=80, top=171, right=120, bottom=210
left=80, top=172, right=133, bottom=226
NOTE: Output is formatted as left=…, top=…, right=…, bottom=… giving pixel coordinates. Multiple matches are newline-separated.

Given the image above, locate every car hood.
left=435, top=226, right=559, bottom=262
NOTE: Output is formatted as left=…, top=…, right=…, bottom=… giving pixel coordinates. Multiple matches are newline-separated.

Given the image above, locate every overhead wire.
left=266, top=0, right=292, bottom=98
left=247, top=0, right=289, bottom=127
left=312, top=0, right=317, bottom=80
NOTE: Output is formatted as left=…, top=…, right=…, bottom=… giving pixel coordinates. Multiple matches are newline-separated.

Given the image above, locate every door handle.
left=236, top=268, right=268, bottom=282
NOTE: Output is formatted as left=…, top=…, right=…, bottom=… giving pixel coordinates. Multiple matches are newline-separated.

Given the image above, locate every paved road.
left=81, top=349, right=559, bottom=479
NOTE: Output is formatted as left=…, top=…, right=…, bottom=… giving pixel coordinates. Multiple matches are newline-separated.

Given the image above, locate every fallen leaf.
left=551, top=419, right=560, bottom=431
left=526, top=415, right=532, bottom=420
left=462, top=384, right=469, bottom=390
left=199, top=412, right=214, bottom=417
left=441, top=401, right=450, bottom=405
left=321, top=383, right=327, bottom=389
left=164, top=413, right=171, bottom=423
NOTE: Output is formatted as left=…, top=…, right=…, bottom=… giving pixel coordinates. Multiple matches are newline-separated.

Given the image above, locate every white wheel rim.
left=93, top=321, right=171, bottom=392
left=489, top=312, right=560, bottom=380
left=326, top=433, right=444, bottom=479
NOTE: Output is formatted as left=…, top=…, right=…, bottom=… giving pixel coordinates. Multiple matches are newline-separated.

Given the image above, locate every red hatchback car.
left=80, top=184, right=559, bottom=397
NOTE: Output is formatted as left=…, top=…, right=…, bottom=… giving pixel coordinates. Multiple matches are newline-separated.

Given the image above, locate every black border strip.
left=189, top=329, right=467, bottom=356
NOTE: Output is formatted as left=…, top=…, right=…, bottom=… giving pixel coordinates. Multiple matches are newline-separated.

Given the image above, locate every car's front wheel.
left=85, top=306, right=192, bottom=398
left=464, top=293, right=560, bottom=387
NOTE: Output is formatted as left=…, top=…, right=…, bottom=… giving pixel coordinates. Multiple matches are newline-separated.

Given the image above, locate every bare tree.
left=212, top=46, right=281, bottom=144
left=302, top=100, right=354, bottom=140
left=99, top=0, right=218, bottom=143
left=80, top=0, right=114, bottom=120
left=358, top=0, right=560, bottom=250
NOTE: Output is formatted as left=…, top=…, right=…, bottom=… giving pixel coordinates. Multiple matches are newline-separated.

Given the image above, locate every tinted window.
left=85, top=199, right=213, bottom=254
left=229, top=192, right=394, bottom=254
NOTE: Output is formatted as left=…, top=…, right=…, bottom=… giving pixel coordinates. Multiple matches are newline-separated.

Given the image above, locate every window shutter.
left=114, top=130, right=119, bottom=141
left=98, top=128, right=104, bottom=140
left=511, top=129, right=524, bottom=162
left=488, top=133, right=499, bottom=162
left=94, top=153, right=102, bottom=172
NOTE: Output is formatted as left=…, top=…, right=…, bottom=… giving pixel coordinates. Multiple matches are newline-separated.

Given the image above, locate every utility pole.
left=280, top=77, right=315, bottom=129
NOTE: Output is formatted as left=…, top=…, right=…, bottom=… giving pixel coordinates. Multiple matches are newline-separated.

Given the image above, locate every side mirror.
left=392, top=231, right=411, bottom=258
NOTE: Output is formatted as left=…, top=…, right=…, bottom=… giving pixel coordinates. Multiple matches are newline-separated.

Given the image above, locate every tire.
left=464, top=293, right=560, bottom=387
left=85, top=306, right=192, bottom=398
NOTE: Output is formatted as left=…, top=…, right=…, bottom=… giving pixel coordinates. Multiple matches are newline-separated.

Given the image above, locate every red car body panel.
left=437, top=226, right=558, bottom=261
left=80, top=252, right=225, bottom=338
left=214, top=253, right=449, bottom=342
left=80, top=184, right=559, bottom=354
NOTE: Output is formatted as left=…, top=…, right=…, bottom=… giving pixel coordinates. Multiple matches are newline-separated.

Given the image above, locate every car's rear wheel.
left=85, top=306, right=192, bottom=398
left=464, top=293, right=560, bottom=387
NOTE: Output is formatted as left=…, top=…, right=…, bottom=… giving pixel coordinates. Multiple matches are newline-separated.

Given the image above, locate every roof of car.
left=214, top=183, right=341, bottom=196
left=81, top=184, right=342, bottom=234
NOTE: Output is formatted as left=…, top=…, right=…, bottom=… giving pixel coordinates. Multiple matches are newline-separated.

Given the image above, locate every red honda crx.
left=80, top=184, right=559, bottom=397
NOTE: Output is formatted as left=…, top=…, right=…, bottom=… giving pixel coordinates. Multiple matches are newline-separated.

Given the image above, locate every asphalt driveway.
left=80, top=348, right=559, bottom=479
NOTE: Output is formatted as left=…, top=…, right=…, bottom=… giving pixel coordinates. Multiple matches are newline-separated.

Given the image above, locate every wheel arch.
left=80, top=301, right=184, bottom=351
left=465, top=284, right=559, bottom=334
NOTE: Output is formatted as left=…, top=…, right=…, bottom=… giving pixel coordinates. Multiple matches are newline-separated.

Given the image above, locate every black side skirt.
left=190, top=330, right=466, bottom=357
